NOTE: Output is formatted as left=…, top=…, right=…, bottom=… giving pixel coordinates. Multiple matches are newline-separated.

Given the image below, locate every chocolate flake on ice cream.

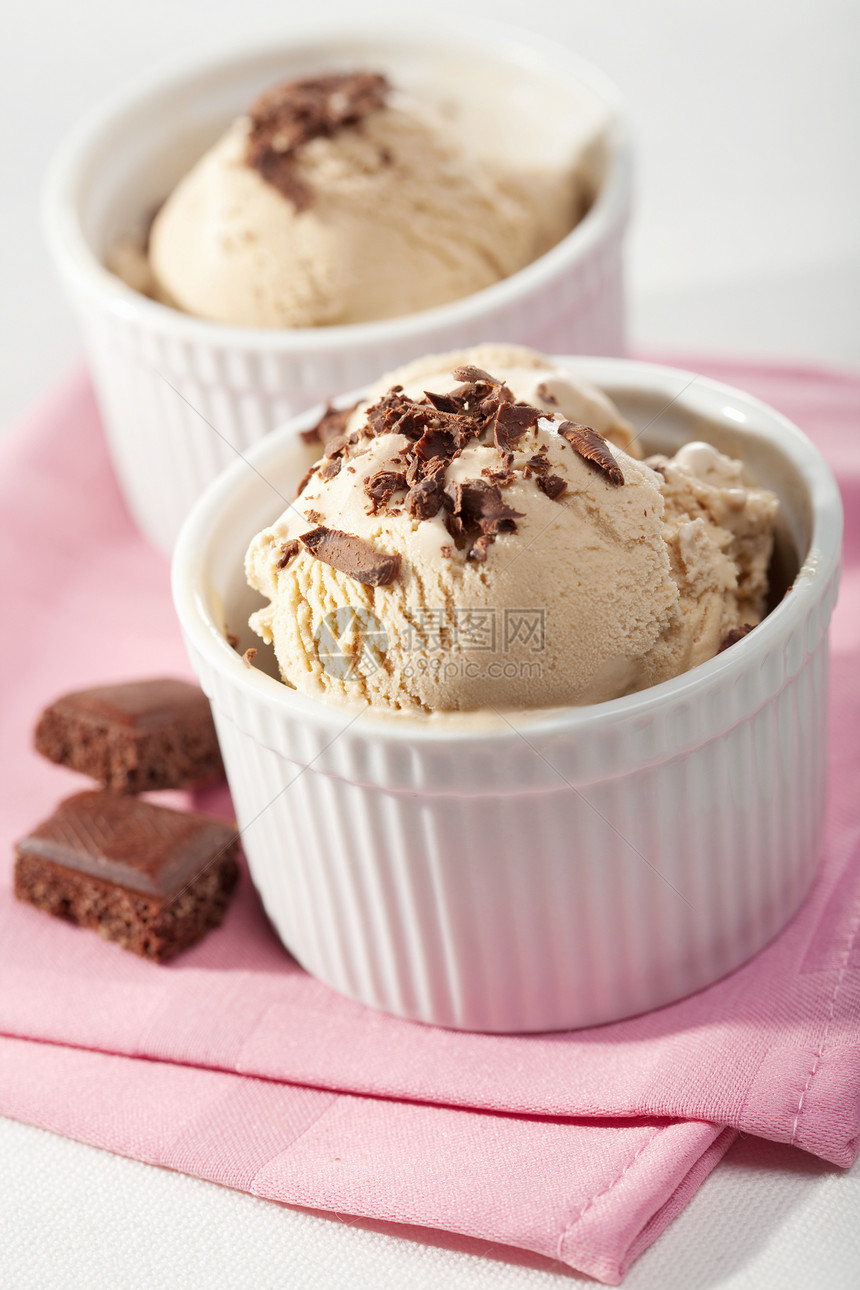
left=246, top=72, right=391, bottom=212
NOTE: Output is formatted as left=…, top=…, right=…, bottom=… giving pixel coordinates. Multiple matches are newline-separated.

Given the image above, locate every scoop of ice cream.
left=145, top=72, right=584, bottom=328
left=245, top=350, right=778, bottom=712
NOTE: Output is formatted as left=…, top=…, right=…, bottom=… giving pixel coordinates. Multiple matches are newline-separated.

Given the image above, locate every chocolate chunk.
left=537, top=473, right=568, bottom=500
left=275, top=539, right=300, bottom=569
left=317, top=457, right=342, bottom=482
left=14, top=791, right=239, bottom=962
left=300, top=526, right=401, bottom=586
left=392, top=407, right=437, bottom=441
left=322, top=434, right=350, bottom=459
left=364, top=469, right=407, bottom=513
left=247, top=72, right=389, bottom=207
left=494, top=402, right=539, bottom=452
left=34, top=679, right=224, bottom=795
left=478, top=387, right=512, bottom=415
left=300, top=402, right=357, bottom=447
left=446, top=478, right=525, bottom=536
left=558, top=422, right=625, bottom=486
left=536, top=382, right=559, bottom=406
left=406, top=475, right=445, bottom=521
left=424, top=389, right=461, bottom=413
left=365, top=387, right=407, bottom=436
left=718, top=624, right=754, bottom=653
left=415, top=426, right=457, bottom=462
left=304, top=508, right=325, bottom=525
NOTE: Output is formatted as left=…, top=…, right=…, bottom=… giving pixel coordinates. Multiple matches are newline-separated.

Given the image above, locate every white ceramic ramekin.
left=172, top=358, right=842, bottom=1032
left=43, top=22, right=632, bottom=558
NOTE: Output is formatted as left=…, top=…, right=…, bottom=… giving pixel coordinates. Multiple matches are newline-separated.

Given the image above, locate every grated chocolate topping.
left=246, top=73, right=390, bottom=209
left=281, top=364, right=628, bottom=584
left=301, top=402, right=359, bottom=447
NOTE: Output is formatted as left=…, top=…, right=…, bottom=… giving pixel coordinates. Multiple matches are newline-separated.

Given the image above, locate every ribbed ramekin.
left=172, top=358, right=842, bottom=1032
left=42, top=22, right=632, bottom=558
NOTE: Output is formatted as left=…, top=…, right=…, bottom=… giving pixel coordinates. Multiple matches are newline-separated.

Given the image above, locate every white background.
left=1, top=0, right=859, bottom=430
left=1, top=2, right=859, bottom=1285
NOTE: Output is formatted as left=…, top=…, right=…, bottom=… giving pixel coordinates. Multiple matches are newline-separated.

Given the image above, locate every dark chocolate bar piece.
left=14, top=791, right=240, bottom=962
left=34, top=678, right=224, bottom=793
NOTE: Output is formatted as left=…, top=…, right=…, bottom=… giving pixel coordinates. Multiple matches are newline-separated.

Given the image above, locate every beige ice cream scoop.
left=245, top=346, right=777, bottom=712
left=145, top=72, right=586, bottom=328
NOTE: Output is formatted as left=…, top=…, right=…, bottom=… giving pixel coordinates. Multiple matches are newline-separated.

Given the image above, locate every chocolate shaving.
left=300, top=526, right=401, bottom=586
left=536, top=382, right=558, bottom=406
left=365, top=387, right=406, bottom=436
left=494, top=402, right=539, bottom=452
left=295, top=464, right=319, bottom=497
left=275, top=539, right=300, bottom=570
left=718, top=624, right=754, bottom=653
left=392, top=408, right=440, bottom=442
left=451, top=364, right=501, bottom=386
left=415, top=426, right=458, bottom=462
left=318, top=457, right=342, bottom=481
left=246, top=73, right=389, bottom=208
left=241, top=648, right=257, bottom=669
left=424, top=390, right=461, bottom=413
left=537, top=473, right=568, bottom=501
left=323, top=433, right=350, bottom=459
left=406, top=475, right=445, bottom=521
left=479, top=387, right=514, bottom=416
left=558, top=422, right=624, bottom=486
left=364, top=470, right=407, bottom=513
left=404, top=453, right=422, bottom=487
left=445, top=479, right=524, bottom=537
left=481, top=465, right=516, bottom=486
left=525, top=454, right=550, bottom=474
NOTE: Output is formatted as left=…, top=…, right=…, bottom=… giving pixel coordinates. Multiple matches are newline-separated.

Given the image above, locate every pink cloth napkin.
left=1, top=360, right=859, bottom=1284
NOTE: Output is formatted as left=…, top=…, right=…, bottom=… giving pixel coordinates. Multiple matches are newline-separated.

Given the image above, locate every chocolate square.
left=34, top=678, right=224, bottom=793
left=14, top=791, right=240, bottom=961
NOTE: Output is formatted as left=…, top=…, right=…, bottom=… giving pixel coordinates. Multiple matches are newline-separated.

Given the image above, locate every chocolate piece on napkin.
left=34, top=678, right=224, bottom=792
left=14, top=790, right=239, bottom=962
